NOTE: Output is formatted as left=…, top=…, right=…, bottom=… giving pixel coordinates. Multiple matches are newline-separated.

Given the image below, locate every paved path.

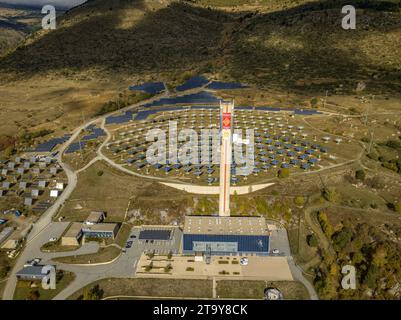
left=52, top=233, right=142, bottom=300
left=160, top=182, right=275, bottom=195
left=287, top=256, right=319, bottom=300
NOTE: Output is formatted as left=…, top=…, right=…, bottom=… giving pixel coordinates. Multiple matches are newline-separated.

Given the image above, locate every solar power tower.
left=219, top=100, right=234, bottom=217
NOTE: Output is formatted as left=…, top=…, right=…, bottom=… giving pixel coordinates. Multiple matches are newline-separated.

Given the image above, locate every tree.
left=372, top=244, right=387, bottom=267
left=332, top=227, right=353, bottom=251
left=394, top=202, right=401, bottom=214
left=310, top=97, right=319, bottom=108
left=28, top=290, right=40, bottom=301
left=317, top=211, right=333, bottom=238
left=294, top=196, right=305, bottom=207
left=83, top=285, right=103, bottom=300
left=322, top=187, right=340, bottom=203
left=167, top=251, right=173, bottom=260
left=164, top=263, right=173, bottom=273
left=355, top=169, right=366, bottom=181
left=363, top=264, right=379, bottom=289
left=278, top=168, right=290, bottom=179
left=307, top=234, right=319, bottom=247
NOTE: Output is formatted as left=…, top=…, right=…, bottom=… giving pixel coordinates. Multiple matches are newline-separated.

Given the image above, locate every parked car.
left=125, top=241, right=133, bottom=249
left=272, top=249, right=280, bottom=255
left=130, top=235, right=136, bottom=239
left=240, top=257, right=249, bottom=266
left=49, top=237, right=58, bottom=242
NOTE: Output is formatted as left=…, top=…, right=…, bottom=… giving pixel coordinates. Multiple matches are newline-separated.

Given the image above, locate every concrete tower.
left=219, top=100, right=234, bottom=217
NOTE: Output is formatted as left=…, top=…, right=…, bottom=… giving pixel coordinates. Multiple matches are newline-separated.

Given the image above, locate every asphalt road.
left=52, top=227, right=142, bottom=300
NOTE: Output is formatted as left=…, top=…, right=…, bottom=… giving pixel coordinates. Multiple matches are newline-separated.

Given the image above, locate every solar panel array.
left=134, top=105, right=321, bottom=121
left=106, top=111, right=134, bottom=125
left=65, top=141, right=86, bottom=154
left=33, top=134, right=71, bottom=152
left=139, top=229, right=172, bottom=240
left=183, top=234, right=269, bottom=254
left=143, top=92, right=220, bottom=108
left=206, top=81, right=248, bottom=90
left=175, top=76, right=209, bottom=92
left=129, top=82, right=166, bottom=94
left=81, top=126, right=106, bottom=141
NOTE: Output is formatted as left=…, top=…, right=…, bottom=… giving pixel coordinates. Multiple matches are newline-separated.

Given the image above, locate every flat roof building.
left=16, top=265, right=55, bottom=281
left=183, top=216, right=269, bottom=256
left=84, top=211, right=105, bottom=225
left=61, top=222, right=83, bottom=246
left=0, top=227, right=14, bottom=245
left=50, top=190, right=60, bottom=198
left=82, top=223, right=119, bottom=239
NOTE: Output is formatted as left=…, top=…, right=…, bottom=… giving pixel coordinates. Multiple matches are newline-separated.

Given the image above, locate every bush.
left=317, top=211, right=333, bottom=238
left=294, top=196, right=305, bottom=206
left=28, top=290, right=40, bottom=301
left=393, top=202, right=401, bottom=214
left=307, top=234, right=319, bottom=247
left=355, top=169, right=366, bottom=180
left=186, top=267, right=194, bottom=272
left=278, top=168, right=290, bottom=178
left=97, top=170, right=104, bottom=176
left=322, top=187, right=340, bottom=203
left=332, top=227, right=353, bottom=251
left=164, top=264, right=172, bottom=273
left=83, top=285, right=103, bottom=300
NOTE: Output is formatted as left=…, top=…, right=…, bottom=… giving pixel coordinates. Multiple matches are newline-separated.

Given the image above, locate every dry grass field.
left=57, top=160, right=192, bottom=224
left=69, top=277, right=213, bottom=299
left=216, top=279, right=309, bottom=299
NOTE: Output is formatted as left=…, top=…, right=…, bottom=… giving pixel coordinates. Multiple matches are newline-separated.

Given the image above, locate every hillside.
left=0, top=0, right=400, bottom=135
left=0, top=4, right=42, bottom=56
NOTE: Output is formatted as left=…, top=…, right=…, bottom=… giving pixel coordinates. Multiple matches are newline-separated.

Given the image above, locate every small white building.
left=50, top=190, right=60, bottom=198
left=38, top=180, right=47, bottom=188
left=56, top=182, right=64, bottom=190
left=31, top=189, right=40, bottom=198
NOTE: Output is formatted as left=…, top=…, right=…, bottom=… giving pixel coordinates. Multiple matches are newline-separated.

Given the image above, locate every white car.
left=272, top=249, right=280, bottom=254
left=49, top=237, right=58, bottom=242
left=240, top=257, right=249, bottom=266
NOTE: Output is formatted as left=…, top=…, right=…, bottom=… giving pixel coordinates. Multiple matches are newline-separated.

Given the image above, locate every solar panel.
left=206, top=81, right=248, bottom=90
left=65, top=141, right=86, bottom=154
left=176, top=76, right=209, bottom=92
left=183, top=234, right=269, bottom=253
left=139, top=229, right=171, bottom=240
left=129, top=82, right=166, bottom=94
left=33, top=134, right=71, bottom=152
left=106, top=111, right=133, bottom=124
left=143, top=91, right=220, bottom=108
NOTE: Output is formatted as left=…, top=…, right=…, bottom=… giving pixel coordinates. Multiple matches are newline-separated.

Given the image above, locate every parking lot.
left=126, top=226, right=182, bottom=255
left=267, top=222, right=291, bottom=256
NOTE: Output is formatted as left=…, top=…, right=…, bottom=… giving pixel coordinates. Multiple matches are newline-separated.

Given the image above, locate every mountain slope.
left=0, top=0, right=400, bottom=137
left=0, top=4, right=42, bottom=56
